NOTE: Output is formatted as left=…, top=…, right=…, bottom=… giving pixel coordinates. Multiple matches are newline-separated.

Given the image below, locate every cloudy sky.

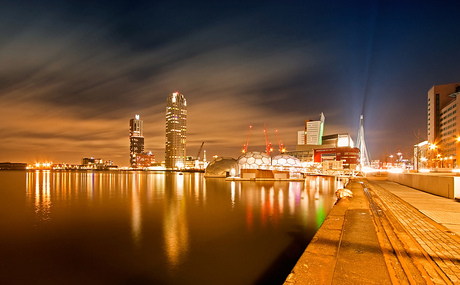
left=1, top=0, right=460, bottom=166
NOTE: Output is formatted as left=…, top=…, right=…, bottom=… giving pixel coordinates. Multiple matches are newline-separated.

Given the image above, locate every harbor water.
left=0, top=170, right=341, bottom=284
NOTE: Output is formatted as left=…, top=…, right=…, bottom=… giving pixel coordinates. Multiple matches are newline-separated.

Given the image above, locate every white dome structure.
left=205, top=157, right=239, bottom=177
left=271, top=154, right=302, bottom=170
left=238, top=151, right=271, bottom=169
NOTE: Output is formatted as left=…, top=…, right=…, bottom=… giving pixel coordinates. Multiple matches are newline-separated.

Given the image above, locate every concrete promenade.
left=285, top=177, right=460, bottom=284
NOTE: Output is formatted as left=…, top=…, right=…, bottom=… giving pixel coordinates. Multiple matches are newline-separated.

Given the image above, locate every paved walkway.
left=285, top=178, right=460, bottom=284
left=368, top=179, right=460, bottom=236
left=366, top=179, right=460, bottom=284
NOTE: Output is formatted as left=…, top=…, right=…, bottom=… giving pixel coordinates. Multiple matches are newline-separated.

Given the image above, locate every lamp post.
left=429, top=143, right=437, bottom=169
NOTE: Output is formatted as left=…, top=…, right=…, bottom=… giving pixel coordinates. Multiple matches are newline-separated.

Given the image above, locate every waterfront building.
left=291, top=133, right=355, bottom=159
left=427, top=83, right=460, bottom=167
left=297, top=113, right=325, bottom=145
left=135, top=151, right=155, bottom=168
left=414, top=141, right=429, bottom=171
left=313, top=147, right=360, bottom=168
left=81, top=157, right=117, bottom=169
left=81, top=157, right=105, bottom=169
left=129, top=114, right=145, bottom=168
left=165, top=92, right=187, bottom=169
left=297, top=131, right=305, bottom=145
left=204, top=157, right=239, bottom=178
left=322, top=133, right=354, bottom=148
left=234, top=151, right=302, bottom=179
left=290, top=112, right=359, bottom=169
left=306, top=113, right=325, bottom=145
left=0, top=162, right=27, bottom=170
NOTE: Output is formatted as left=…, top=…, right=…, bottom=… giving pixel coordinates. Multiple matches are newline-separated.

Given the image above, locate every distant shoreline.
left=0, top=169, right=205, bottom=173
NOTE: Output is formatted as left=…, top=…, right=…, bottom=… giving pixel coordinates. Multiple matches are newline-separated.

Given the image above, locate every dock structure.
left=285, top=176, right=460, bottom=284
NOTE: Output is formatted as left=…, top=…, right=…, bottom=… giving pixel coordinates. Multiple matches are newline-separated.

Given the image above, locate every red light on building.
left=314, top=147, right=360, bottom=166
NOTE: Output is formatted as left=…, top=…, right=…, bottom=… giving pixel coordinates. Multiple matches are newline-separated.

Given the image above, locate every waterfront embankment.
left=388, top=172, right=460, bottom=199
left=285, top=177, right=460, bottom=284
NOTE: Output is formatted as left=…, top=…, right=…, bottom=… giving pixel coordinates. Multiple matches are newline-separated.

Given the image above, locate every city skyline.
left=1, top=1, right=460, bottom=166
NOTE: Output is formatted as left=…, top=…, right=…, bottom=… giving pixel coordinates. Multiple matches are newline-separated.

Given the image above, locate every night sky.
left=1, top=0, right=460, bottom=166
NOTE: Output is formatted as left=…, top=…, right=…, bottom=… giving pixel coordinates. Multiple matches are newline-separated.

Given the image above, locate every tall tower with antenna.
left=356, top=115, right=371, bottom=167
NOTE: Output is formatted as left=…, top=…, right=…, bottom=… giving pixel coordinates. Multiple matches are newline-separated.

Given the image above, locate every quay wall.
left=284, top=180, right=391, bottom=284
left=387, top=172, right=460, bottom=199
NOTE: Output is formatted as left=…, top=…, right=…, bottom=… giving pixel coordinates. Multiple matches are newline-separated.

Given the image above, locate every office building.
left=306, top=112, right=325, bottom=145
left=130, top=114, right=144, bottom=167
left=165, top=92, right=187, bottom=169
left=298, top=113, right=325, bottom=145
left=290, top=112, right=359, bottom=168
left=297, top=131, right=305, bottom=145
left=427, top=83, right=460, bottom=167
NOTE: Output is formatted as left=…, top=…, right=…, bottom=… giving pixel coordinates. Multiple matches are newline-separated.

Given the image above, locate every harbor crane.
left=275, top=130, right=286, bottom=154
left=263, top=123, right=273, bottom=156
left=196, top=142, right=205, bottom=160
left=194, top=142, right=205, bottom=170
left=242, top=125, right=252, bottom=153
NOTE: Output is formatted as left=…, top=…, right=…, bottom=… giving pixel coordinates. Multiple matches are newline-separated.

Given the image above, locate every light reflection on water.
left=163, top=172, right=190, bottom=270
left=4, top=171, right=342, bottom=284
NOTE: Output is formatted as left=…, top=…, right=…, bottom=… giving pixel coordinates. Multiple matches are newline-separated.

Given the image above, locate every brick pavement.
left=366, top=179, right=460, bottom=284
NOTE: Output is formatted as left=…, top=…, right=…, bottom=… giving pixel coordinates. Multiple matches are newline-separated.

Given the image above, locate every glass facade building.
left=165, top=92, right=187, bottom=169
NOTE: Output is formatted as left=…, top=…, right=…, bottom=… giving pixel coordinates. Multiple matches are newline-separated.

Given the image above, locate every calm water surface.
left=0, top=170, right=341, bottom=285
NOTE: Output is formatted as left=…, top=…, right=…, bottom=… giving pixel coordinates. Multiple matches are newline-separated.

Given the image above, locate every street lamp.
left=429, top=143, right=438, bottom=168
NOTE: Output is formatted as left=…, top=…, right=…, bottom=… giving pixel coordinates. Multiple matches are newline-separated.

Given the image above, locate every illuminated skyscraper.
left=130, top=114, right=144, bottom=167
left=165, top=92, right=187, bottom=169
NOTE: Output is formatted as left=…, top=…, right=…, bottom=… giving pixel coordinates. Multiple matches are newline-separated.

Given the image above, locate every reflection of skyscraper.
left=130, top=115, right=144, bottom=167
left=165, top=92, right=187, bottom=169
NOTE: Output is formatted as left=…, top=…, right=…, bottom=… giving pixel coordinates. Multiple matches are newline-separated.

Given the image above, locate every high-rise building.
left=130, top=114, right=144, bottom=167
left=165, top=92, right=187, bottom=169
left=427, top=83, right=460, bottom=168
left=297, top=113, right=325, bottom=145
left=301, top=112, right=325, bottom=145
